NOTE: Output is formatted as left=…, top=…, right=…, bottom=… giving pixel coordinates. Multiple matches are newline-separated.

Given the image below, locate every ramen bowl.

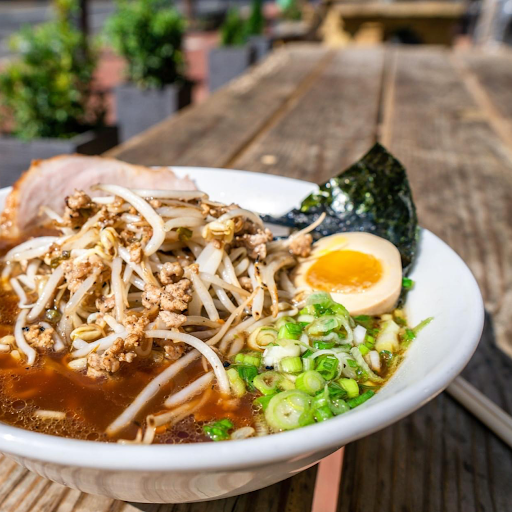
left=0, top=169, right=484, bottom=503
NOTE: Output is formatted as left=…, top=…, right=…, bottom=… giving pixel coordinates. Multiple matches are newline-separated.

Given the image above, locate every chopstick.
left=446, top=376, right=512, bottom=449
left=311, top=448, right=345, bottom=512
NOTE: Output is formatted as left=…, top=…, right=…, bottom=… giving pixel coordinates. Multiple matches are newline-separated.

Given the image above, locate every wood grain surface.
left=1, top=44, right=511, bottom=511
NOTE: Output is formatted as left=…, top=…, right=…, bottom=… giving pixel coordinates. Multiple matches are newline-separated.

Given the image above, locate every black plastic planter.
left=208, top=45, right=253, bottom=92
left=115, top=82, right=193, bottom=142
left=0, top=126, right=119, bottom=188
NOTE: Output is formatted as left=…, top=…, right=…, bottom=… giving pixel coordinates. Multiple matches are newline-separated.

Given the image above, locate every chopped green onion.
left=314, top=304, right=334, bottom=317
left=347, top=390, right=375, bottom=408
left=315, top=355, right=339, bottom=380
left=253, top=371, right=282, bottom=395
left=359, top=345, right=370, bottom=356
left=353, top=314, right=373, bottom=329
left=402, top=277, right=414, bottom=290
left=327, top=382, right=348, bottom=401
left=302, top=357, right=315, bottom=371
left=280, top=356, right=303, bottom=374
left=203, top=418, right=233, bottom=441
left=314, top=405, right=333, bottom=422
left=412, top=317, right=433, bottom=336
left=330, top=398, right=350, bottom=415
left=275, top=316, right=297, bottom=329
left=253, top=394, right=276, bottom=411
left=307, top=316, right=339, bottom=336
left=299, top=306, right=314, bottom=316
left=235, top=352, right=261, bottom=367
left=394, top=316, right=407, bottom=327
left=296, top=371, right=325, bottom=395
left=50, top=250, right=70, bottom=268
left=313, top=387, right=329, bottom=409
left=279, top=376, right=296, bottom=390
left=302, top=349, right=314, bottom=358
left=338, top=378, right=359, bottom=398
left=248, top=327, right=278, bottom=350
left=364, top=334, right=375, bottom=349
left=403, top=328, right=415, bottom=344
left=227, top=368, right=246, bottom=397
left=278, top=322, right=302, bottom=340
left=265, top=390, right=313, bottom=431
left=177, top=227, right=193, bottom=241
left=313, top=340, right=335, bottom=350
left=297, top=314, right=316, bottom=324
left=236, top=365, right=258, bottom=390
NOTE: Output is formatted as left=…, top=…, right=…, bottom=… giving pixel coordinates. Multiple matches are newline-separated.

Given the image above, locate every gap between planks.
left=224, top=50, right=336, bottom=170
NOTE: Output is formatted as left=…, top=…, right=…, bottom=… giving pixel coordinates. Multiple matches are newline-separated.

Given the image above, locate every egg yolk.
left=305, top=250, right=383, bottom=293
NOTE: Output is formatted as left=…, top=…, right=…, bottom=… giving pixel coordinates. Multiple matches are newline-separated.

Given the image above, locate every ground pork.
left=62, top=190, right=96, bottom=229
left=142, top=279, right=192, bottom=313
left=23, top=324, right=54, bottom=349
left=142, top=284, right=161, bottom=309
left=129, top=242, right=143, bottom=264
left=158, top=310, right=187, bottom=329
left=161, top=279, right=193, bottom=312
left=162, top=341, right=186, bottom=361
left=87, top=336, right=138, bottom=374
left=123, top=314, right=150, bottom=338
left=289, top=233, right=313, bottom=258
left=201, top=202, right=239, bottom=218
left=159, top=261, right=184, bottom=285
left=235, top=227, right=273, bottom=260
left=96, top=295, right=115, bottom=314
left=62, top=254, right=105, bottom=294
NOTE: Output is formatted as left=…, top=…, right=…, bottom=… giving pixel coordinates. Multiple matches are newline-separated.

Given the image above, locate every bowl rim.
left=0, top=169, right=484, bottom=472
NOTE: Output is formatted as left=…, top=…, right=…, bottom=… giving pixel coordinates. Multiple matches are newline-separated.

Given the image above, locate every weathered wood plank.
left=380, top=47, right=512, bottom=357
left=458, top=51, right=512, bottom=123
left=106, top=45, right=331, bottom=168
left=231, top=48, right=384, bottom=183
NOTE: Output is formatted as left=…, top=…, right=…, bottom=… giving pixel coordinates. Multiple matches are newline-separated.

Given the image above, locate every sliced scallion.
left=295, top=370, right=325, bottom=395
left=338, top=378, right=359, bottom=398
left=280, top=356, right=303, bottom=374
left=227, top=368, right=246, bottom=397
left=265, top=390, right=313, bottom=431
left=347, top=389, right=375, bottom=408
left=315, top=355, right=339, bottom=380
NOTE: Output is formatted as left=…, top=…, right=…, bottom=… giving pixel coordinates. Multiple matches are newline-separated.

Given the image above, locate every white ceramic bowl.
left=0, top=169, right=484, bottom=503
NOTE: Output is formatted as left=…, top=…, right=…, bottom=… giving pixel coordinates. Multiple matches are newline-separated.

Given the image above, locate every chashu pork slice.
left=0, top=155, right=197, bottom=239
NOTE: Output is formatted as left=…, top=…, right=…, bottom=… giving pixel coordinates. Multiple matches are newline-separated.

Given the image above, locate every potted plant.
left=105, top=0, right=191, bottom=142
left=0, top=0, right=117, bottom=187
left=208, top=8, right=252, bottom=92
left=246, top=0, right=271, bottom=63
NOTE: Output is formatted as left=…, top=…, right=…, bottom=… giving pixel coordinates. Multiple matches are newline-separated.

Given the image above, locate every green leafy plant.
left=277, top=0, right=303, bottom=21
left=220, top=8, right=247, bottom=47
left=0, top=0, right=102, bottom=141
left=247, top=0, right=265, bottom=36
left=105, top=0, right=187, bottom=89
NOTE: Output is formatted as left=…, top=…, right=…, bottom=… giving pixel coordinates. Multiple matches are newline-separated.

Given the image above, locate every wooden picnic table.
left=1, top=43, right=512, bottom=511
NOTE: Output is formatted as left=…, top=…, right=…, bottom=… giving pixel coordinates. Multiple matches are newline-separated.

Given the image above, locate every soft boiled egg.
left=293, top=232, right=402, bottom=316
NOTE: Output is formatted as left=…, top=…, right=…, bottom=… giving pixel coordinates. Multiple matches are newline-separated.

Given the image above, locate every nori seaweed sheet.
left=263, top=143, right=419, bottom=275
